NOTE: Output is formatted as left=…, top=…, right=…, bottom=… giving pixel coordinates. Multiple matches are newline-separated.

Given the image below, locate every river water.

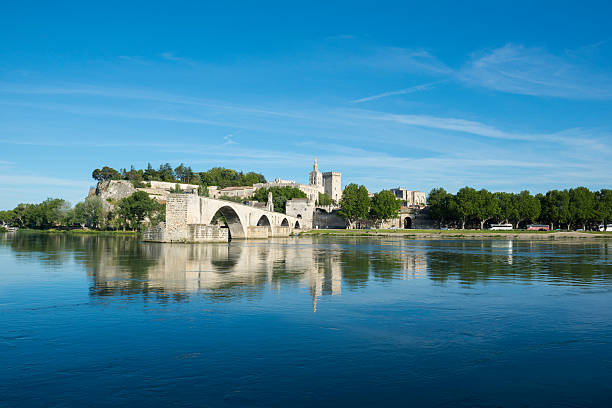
left=1, top=232, right=611, bottom=407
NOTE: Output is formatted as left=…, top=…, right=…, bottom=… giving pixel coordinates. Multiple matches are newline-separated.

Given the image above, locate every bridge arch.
left=257, top=214, right=271, bottom=227
left=281, top=218, right=289, bottom=227
left=295, top=220, right=300, bottom=229
left=210, top=205, right=247, bottom=240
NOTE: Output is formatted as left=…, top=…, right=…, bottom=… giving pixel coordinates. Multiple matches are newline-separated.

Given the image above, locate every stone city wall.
left=286, top=199, right=314, bottom=229
left=313, top=208, right=346, bottom=229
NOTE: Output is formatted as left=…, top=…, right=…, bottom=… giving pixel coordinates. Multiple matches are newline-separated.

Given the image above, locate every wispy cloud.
left=160, top=52, right=193, bottom=64
left=223, top=134, right=238, bottom=145
left=458, top=43, right=612, bottom=99
left=359, top=47, right=453, bottom=76
left=118, top=55, right=153, bottom=65
left=351, top=81, right=442, bottom=103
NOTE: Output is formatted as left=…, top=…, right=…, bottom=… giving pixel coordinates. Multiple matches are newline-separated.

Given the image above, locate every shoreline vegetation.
left=300, top=229, right=612, bottom=239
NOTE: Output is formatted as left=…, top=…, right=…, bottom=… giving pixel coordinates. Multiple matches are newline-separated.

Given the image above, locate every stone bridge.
left=145, top=194, right=303, bottom=242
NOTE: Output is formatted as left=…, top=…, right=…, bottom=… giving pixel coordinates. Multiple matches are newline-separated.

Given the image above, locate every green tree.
left=538, top=189, right=570, bottom=230
left=117, top=191, right=162, bottom=230
left=427, top=187, right=452, bottom=228
left=0, top=210, right=16, bottom=226
left=143, top=163, right=158, bottom=181
left=495, top=192, right=519, bottom=225
left=595, top=189, right=612, bottom=230
left=158, top=163, right=176, bottom=182
left=317, top=192, right=334, bottom=206
left=475, top=189, right=500, bottom=229
left=10, top=204, right=29, bottom=228
left=174, top=163, right=186, bottom=182
left=92, top=166, right=121, bottom=182
left=338, top=184, right=370, bottom=228
left=22, top=198, right=70, bottom=229
left=516, top=190, right=541, bottom=228
left=252, top=186, right=307, bottom=212
left=369, top=190, right=401, bottom=224
left=569, top=187, right=596, bottom=230
left=67, top=196, right=106, bottom=229
left=453, top=187, right=479, bottom=229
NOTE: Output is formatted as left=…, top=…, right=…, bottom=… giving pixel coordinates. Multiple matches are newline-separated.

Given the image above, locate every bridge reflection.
left=3, top=233, right=610, bottom=309
left=86, top=238, right=428, bottom=309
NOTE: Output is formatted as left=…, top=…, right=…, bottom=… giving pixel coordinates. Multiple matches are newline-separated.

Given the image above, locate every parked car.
left=599, top=224, right=612, bottom=232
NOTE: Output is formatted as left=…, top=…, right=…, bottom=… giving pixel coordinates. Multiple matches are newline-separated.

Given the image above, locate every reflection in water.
left=2, top=233, right=611, bottom=309
left=2, top=232, right=612, bottom=407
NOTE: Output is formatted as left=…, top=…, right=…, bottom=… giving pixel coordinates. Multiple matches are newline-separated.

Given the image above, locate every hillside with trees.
left=91, top=163, right=266, bottom=190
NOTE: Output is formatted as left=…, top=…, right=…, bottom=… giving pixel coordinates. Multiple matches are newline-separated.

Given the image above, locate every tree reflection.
left=2, top=234, right=611, bottom=308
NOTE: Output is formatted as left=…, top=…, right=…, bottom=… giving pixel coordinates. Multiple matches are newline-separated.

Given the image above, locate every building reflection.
left=86, top=237, right=428, bottom=310
left=4, top=233, right=610, bottom=307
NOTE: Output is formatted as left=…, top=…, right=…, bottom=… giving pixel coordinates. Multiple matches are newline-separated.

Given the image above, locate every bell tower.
left=308, top=157, right=323, bottom=187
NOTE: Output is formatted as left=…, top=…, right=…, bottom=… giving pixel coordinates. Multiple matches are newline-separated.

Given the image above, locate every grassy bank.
left=300, top=229, right=612, bottom=239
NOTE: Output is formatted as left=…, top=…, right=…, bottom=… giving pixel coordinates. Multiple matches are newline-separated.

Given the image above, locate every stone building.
left=322, top=172, right=342, bottom=203
left=390, top=187, right=427, bottom=207
left=208, top=185, right=254, bottom=199
left=205, top=158, right=342, bottom=206
left=308, top=158, right=343, bottom=204
left=285, top=198, right=315, bottom=229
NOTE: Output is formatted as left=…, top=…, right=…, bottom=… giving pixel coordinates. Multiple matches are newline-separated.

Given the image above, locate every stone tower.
left=266, top=191, right=274, bottom=212
left=308, top=157, right=323, bottom=187
left=322, top=172, right=342, bottom=203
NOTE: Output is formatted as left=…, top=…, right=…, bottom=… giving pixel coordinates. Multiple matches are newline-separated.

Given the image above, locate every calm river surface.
left=1, top=233, right=612, bottom=407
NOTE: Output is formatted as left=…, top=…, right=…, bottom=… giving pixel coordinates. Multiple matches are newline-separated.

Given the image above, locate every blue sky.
left=1, top=0, right=611, bottom=209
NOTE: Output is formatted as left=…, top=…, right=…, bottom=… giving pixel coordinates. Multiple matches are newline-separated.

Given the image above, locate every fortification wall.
left=286, top=199, right=314, bottom=229
left=313, top=209, right=346, bottom=229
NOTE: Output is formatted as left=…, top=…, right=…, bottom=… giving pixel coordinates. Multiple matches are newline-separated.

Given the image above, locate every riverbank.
left=300, top=229, right=612, bottom=240
left=8, top=229, right=139, bottom=236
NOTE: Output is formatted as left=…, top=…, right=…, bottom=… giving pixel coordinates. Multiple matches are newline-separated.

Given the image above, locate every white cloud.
left=351, top=81, right=441, bottom=103
left=160, top=52, right=192, bottom=64
left=366, top=47, right=453, bottom=75
left=458, top=43, right=612, bottom=99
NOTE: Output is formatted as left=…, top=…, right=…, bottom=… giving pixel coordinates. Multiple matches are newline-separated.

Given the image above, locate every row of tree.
left=428, top=187, right=612, bottom=230
left=0, top=192, right=165, bottom=231
left=338, top=184, right=402, bottom=227
left=92, top=164, right=267, bottom=189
